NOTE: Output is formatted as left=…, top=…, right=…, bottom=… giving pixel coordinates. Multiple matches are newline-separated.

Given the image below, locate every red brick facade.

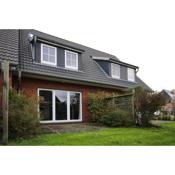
left=21, top=77, right=120, bottom=122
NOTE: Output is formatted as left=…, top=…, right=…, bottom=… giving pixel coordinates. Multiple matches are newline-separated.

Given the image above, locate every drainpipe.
left=18, top=29, right=22, bottom=93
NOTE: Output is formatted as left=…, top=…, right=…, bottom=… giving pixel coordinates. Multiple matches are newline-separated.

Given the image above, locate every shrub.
left=134, top=87, right=165, bottom=127
left=0, top=89, right=40, bottom=139
left=88, top=91, right=116, bottom=123
left=101, top=110, right=133, bottom=127
left=161, top=116, right=172, bottom=121
left=88, top=91, right=134, bottom=127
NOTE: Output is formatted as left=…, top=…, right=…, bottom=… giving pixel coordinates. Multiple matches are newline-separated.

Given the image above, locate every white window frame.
left=38, top=88, right=82, bottom=123
left=127, top=67, right=135, bottom=82
left=111, top=63, right=120, bottom=79
left=65, top=50, right=78, bottom=70
left=41, top=43, right=57, bottom=66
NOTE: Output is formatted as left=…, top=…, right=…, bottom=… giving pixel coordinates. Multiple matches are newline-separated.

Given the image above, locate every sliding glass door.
left=55, top=90, right=68, bottom=120
left=39, top=90, right=53, bottom=121
left=39, top=89, right=82, bottom=122
left=70, top=92, right=80, bottom=120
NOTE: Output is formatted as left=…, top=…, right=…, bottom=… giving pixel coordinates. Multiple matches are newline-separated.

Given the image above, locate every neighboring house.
left=161, top=89, right=175, bottom=115
left=0, top=29, right=151, bottom=124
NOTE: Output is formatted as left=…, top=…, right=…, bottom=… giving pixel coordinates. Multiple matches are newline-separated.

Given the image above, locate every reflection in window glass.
left=70, top=92, right=80, bottom=120
left=55, top=91, right=67, bottom=120
left=41, top=44, right=56, bottom=65
left=65, top=50, right=78, bottom=69
left=39, top=90, right=53, bottom=121
left=128, top=68, right=135, bottom=82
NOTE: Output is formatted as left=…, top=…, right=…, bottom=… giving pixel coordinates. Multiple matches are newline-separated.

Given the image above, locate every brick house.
left=0, top=29, right=151, bottom=124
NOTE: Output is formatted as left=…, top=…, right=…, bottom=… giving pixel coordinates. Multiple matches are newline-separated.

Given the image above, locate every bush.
left=88, top=91, right=116, bottom=123
left=101, top=110, right=133, bottom=127
left=158, top=115, right=173, bottom=121
left=134, top=87, right=165, bottom=127
left=88, top=91, right=134, bottom=127
left=0, top=89, right=40, bottom=139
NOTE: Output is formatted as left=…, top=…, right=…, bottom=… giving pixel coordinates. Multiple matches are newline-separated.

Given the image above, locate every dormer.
left=92, top=56, right=138, bottom=82
left=28, top=33, right=83, bottom=71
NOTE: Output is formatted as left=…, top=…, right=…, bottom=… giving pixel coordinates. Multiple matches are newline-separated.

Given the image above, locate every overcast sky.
left=1, top=0, right=175, bottom=91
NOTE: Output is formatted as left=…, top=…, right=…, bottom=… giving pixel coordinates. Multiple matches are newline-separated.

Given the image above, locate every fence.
left=105, top=92, right=135, bottom=118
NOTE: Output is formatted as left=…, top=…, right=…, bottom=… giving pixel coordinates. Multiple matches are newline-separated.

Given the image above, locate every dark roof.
left=0, top=29, right=151, bottom=91
left=161, top=90, right=175, bottom=100
left=135, top=76, right=152, bottom=91
left=0, top=30, right=19, bottom=64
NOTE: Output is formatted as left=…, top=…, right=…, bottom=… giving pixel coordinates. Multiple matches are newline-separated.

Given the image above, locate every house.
left=161, top=89, right=175, bottom=115
left=0, top=29, right=151, bottom=124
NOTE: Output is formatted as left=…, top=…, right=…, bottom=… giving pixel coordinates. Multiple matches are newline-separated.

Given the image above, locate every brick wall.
left=21, top=77, right=120, bottom=122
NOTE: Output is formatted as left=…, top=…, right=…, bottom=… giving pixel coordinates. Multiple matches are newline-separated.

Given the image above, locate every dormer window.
left=65, top=50, right=78, bottom=70
left=127, top=68, right=135, bottom=82
left=41, top=44, right=57, bottom=66
left=111, top=63, right=120, bottom=79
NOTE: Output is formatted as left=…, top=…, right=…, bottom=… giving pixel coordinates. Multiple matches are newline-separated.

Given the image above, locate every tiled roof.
left=0, top=30, right=19, bottom=64
left=0, top=29, right=152, bottom=91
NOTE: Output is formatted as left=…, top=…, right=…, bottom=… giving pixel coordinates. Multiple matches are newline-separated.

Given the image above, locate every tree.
left=134, top=87, right=165, bottom=127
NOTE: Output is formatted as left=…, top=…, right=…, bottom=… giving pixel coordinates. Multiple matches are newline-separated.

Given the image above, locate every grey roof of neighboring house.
left=0, top=29, right=152, bottom=91
left=163, top=90, right=175, bottom=100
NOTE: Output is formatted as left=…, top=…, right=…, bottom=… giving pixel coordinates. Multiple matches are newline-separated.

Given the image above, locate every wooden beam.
left=1, top=60, right=9, bottom=145
left=131, top=89, right=135, bottom=120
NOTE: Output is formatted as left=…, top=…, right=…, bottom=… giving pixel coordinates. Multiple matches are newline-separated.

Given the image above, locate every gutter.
left=22, top=70, right=138, bottom=91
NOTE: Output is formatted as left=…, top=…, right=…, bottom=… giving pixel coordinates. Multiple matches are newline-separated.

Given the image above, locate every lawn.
left=9, top=122, right=175, bottom=146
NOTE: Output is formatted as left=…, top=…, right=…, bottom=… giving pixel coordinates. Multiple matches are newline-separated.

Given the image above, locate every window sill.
left=127, top=79, right=135, bottom=83
left=109, top=76, right=137, bottom=83
left=111, top=76, right=120, bottom=79
left=40, top=119, right=82, bottom=124
left=33, top=62, right=83, bottom=73
left=65, top=66, right=78, bottom=71
left=40, top=62, right=57, bottom=67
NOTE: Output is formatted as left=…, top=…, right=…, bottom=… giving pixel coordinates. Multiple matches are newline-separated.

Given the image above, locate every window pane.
left=72, top=57, right=77, bottom=67
left=112, top=63, right=120, bottom=78
left=66, top=57, right=72, bottom=66
left=65, top=51, right=78, bottom=69
left=42, top=44, right=56, bottom=65
left=49, top=47, right=55, bottom=56
left=43, top=46, right=49, bottom=54
left=39, top=90, right=52, bottom=121
left=49, top=55, right=56, bottom=63
left=55, top=91, right=67, bottom=120
left=66, top=52, right=72, bottom=59
left=66, top=52, right=72, bottom=66
left=128, top=68, right=135, bottom=81
left=70, top=92, right=80, bottom=120
left=43, top=53, right=49, bottom=62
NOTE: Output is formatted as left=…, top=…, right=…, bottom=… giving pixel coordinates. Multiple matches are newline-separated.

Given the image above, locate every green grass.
left=9, top=122, right=175, bottom=146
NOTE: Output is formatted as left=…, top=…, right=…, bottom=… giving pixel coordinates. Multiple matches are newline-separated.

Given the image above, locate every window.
left=70, top=92, right=81, bottom=120
left=38, top=89, right=82, bottom=122
left=41, top=44, right=57, bottom=66
left=127, top=68, right=135, bottom=82
left=65, top=50, right=78, bottom=70
left=55, top=91, right=67, bottom=120
left=39, top=90, right=53, bottom=121
left=111, top=63, right=120, bottom=79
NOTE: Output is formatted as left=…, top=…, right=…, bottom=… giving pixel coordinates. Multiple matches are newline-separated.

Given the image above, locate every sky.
left=1, top=0, right=175, bottom=91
